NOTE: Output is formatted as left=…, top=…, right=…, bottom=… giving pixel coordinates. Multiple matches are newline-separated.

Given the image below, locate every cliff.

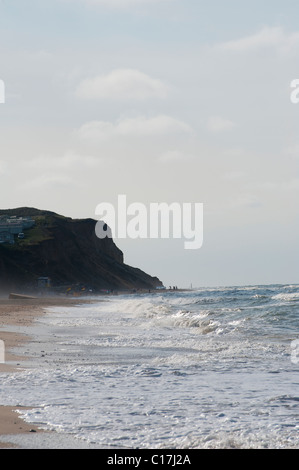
left=0, top=207, right=163, bottom=293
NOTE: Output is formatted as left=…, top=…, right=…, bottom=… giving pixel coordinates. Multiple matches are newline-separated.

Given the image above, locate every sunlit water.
left=1, top=284, right=299, bottom=448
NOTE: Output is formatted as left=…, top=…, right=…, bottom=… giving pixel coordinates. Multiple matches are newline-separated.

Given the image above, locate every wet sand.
left=0, top=295, right=93, bottom=448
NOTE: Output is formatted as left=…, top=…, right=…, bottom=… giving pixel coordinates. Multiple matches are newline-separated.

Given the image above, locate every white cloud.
left=159, top=150, right=195, bottom=163
left=216, top=26, right=299, bottom=54
left=0, top=160, right=8, bottom=175
left=217, top=26, right=283, bottom=52
left=77, top=115, right=192, bottom=142
left=20, top=174, right=74, bottom=190
left=207, top=116, right=236, bottom=132
left=286, top=178, right=299, bottom=190
left=285, top=145, right=299, bottom=160
left=26, top=151, right=99, bottom=170
left=221, top=171, right=246, bottom=181
left=232, top=194, right=262, bottom=209
left=76, top=69, right=169, bottom=101
left=257, top=178, right=299, bottom=192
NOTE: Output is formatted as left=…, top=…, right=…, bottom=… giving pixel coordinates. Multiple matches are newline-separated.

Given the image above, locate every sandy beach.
left=0, top=295, right=93, bottom=448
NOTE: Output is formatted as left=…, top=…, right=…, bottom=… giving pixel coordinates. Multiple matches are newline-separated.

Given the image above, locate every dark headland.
left=0, top=207, right=163, bottom=295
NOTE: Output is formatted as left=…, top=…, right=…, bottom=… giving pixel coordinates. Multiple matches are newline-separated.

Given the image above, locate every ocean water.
left=1, top=284, right=299, bottom=449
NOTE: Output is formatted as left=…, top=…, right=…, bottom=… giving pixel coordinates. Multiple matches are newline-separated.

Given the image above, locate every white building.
left=0, top=216, right=35, bottom=244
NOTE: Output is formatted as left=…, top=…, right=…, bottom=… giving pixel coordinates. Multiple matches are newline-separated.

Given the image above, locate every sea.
left=1, top=284, right=299, bottom=449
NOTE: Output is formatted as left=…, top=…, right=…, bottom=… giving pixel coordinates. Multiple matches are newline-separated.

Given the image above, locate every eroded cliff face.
left=0, top=208, right=162, bottom=292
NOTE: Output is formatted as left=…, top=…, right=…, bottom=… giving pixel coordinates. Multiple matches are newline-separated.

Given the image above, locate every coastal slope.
left=0, top=207, right=162, bottom=292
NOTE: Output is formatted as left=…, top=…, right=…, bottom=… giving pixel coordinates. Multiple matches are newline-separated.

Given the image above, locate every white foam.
left=272, top=293, right=299, bottom=302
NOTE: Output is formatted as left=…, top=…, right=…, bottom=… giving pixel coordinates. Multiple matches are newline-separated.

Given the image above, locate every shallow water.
left=1, top=284, right=299, bottom=448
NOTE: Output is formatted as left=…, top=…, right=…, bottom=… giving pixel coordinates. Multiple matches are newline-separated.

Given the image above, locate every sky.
left=0, top=0, right=299, bottom=288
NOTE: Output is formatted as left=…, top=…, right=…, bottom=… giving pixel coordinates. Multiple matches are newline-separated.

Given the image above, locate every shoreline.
left=0, top=295, right=95, bottom=449
left=0, top=289, right=186, bottom=448
left=0, top=407, right=41, bottom=448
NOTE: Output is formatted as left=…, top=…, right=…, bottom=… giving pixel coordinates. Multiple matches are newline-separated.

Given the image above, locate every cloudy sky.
left=1, top=0, right=299, bottom=287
